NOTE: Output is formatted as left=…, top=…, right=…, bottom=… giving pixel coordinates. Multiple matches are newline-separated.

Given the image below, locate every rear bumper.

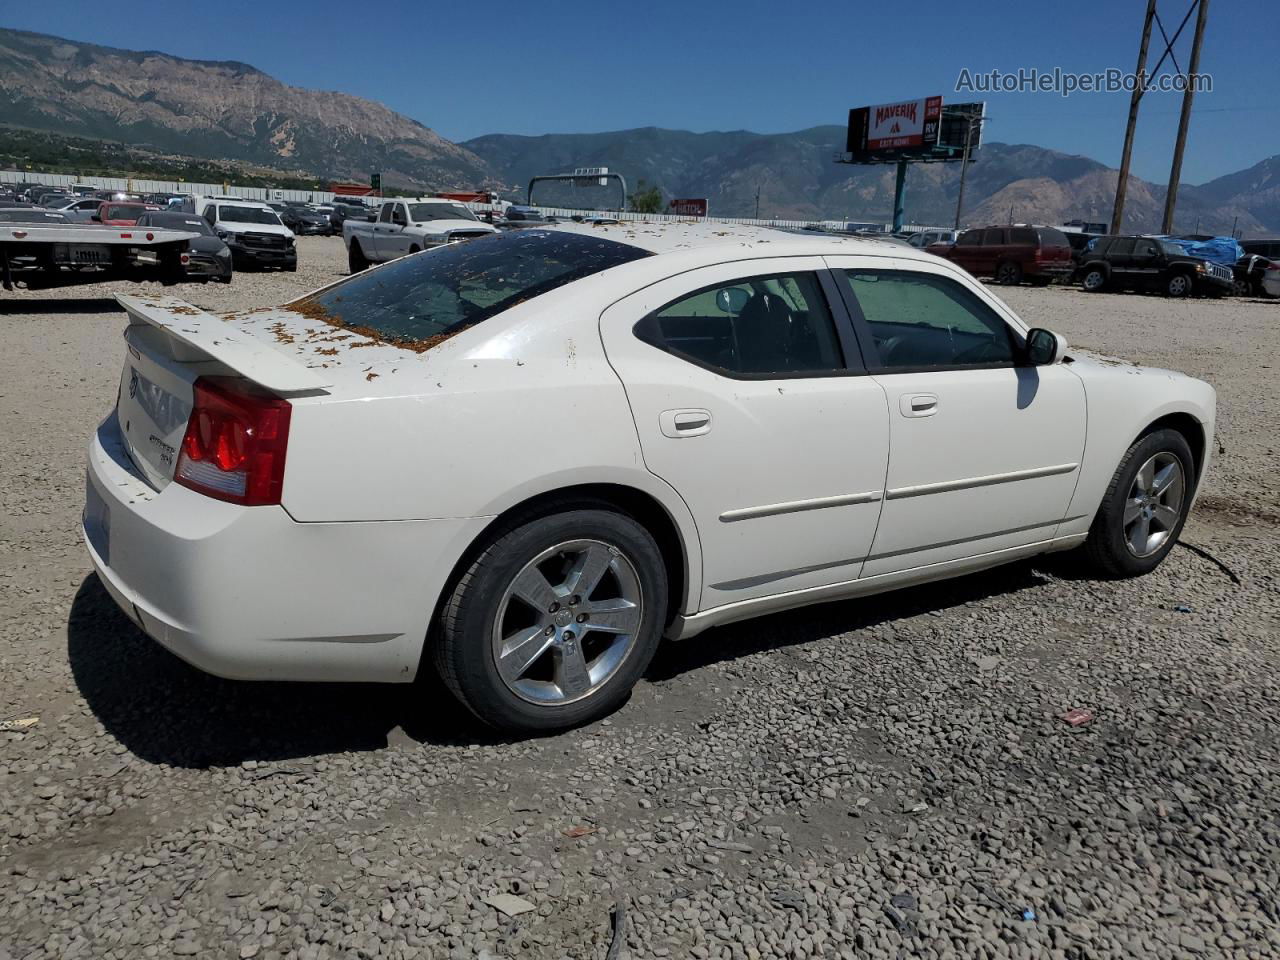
left=83, top=416, right=488, bottom=683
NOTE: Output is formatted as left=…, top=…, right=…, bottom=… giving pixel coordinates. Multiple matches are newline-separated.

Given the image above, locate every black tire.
left=1082, top=428, right=1195, bottom=578
left=1165, top=272, right=1193, bottom=298
left=408, top=244, right=421, bottom=255
left=434, top=505, right=668, bottom=732
left=348, top=240, right=369, bottom=273
left=995, top=261, right=1023, bottom=286
left=1081, top=267, right=1107, bottom=293
left=1230, top=277, right=1251, bottom=297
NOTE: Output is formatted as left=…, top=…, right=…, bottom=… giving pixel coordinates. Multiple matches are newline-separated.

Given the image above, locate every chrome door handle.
left=660, top=408, right=712, bottom=438
left=900, top=394, right=938, bottom=418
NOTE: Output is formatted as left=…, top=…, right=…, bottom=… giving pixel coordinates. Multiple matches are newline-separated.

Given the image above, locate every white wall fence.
left=0, top=167, right=955, bottom=234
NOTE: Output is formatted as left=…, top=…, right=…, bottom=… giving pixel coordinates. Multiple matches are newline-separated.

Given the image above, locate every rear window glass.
left=291, top=230, right=651, bottom=350
left=1036, top=228, right=1070, bottom=247
left=105, top=205, right=144, bottom=219
left=1008, top=228, right=1037, bottom=245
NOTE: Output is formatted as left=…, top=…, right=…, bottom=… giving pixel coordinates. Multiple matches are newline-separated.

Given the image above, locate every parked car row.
left=923, top=223, right=1277, bottom=299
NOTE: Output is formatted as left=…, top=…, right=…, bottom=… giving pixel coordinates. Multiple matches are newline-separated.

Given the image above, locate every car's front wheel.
left=1166, top=272, right=1193, bottom=298
left=1083, top=428, right=1194, bottom=578
left=434, top=505, right=667, bottom=732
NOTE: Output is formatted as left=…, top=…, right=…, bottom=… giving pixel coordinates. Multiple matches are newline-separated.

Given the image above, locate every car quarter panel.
left=276, top=281, right=706, bottom=614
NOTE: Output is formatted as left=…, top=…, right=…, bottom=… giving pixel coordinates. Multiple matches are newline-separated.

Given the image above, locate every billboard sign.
left=669, top=198, right=709, bottom=217
left=846, top=96, right=943, bottom=160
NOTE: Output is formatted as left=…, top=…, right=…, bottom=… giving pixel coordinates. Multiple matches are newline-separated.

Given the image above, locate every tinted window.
left=1109, top=238, right=1136, bottom=255
left=1136, top=240, right=1161, bottom=256
left=840, top=269, right=1016, bottom=369
left=637, top=273, right=843, bottom=376
left=104, top=205, right=144, bottom=219
left=1009, top=228, right=1037, bottom=245
left=291, top=230, right=650, bottom=348
left=983, top=229, right=1006, bottom=245
left=956, top=230, right=983, bottom=247
left=1037, top=228, right=1070, bottom=247
left=378, top=204, right=394, bottom=224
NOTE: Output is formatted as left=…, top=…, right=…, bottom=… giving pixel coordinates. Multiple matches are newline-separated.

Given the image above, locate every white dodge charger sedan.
left=84, top=223, right=1215, bottom=731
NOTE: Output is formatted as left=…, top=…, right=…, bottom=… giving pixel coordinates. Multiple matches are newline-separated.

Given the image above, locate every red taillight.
left=175, top=377, right=291, bottom=506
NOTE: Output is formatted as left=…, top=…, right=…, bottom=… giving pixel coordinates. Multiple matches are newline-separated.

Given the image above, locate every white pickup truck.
left=343, top=198, right=496, bottom=272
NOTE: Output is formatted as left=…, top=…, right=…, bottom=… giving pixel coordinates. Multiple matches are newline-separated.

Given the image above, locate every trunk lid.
left=113, top=294, right=334, bottom=490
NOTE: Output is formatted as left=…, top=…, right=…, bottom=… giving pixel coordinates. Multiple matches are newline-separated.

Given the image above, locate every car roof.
left=538, top=219, right=938, bottom=263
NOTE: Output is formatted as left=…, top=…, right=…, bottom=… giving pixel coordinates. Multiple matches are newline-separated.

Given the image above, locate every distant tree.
left=628, top=179, right=664, bottom=214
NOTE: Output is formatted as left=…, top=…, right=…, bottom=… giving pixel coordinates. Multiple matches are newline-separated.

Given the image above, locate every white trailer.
left=1, top=222, right=200, bottom=292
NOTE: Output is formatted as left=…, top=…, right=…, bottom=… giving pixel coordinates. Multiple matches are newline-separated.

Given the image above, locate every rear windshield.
left=105, top=205, right=144, bottom=219
left=1036, top=228, right=1070, bottom=247
left=290, top=230, right=651, bottom=350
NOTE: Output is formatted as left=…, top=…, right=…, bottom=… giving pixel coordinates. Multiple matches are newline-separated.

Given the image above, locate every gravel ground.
left=1, top=237, right=1278, bottom=959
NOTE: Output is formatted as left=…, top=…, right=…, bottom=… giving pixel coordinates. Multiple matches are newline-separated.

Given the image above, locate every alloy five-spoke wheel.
left=1083, top=428, right=1194, bottom=578
left=492, top=539, right=643, bottom=705
left=1123, top=452, right=1184, bottom=558
left=434, top=505, right=667, bottom=732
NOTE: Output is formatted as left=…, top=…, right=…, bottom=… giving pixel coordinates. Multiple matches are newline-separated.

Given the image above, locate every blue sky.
left=4, top=0, right=1275, bottom=183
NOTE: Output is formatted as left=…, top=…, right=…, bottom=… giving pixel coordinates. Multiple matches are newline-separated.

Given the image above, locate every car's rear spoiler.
left=115, top=293, right=331, bottom=393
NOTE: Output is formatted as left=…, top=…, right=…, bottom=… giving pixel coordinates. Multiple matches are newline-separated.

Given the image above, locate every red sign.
left=867, top=96, right=942, bottom=150
left=669, top=198, right=709, bottom=217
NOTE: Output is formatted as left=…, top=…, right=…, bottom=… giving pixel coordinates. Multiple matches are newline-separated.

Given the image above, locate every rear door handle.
left=900, top=393, right=938, bottom=418
left=660, top=408, right=712, bottom=438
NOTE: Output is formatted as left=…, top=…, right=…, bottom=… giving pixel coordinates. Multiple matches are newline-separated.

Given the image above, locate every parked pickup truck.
left=343, top=198, right=496, bottom=272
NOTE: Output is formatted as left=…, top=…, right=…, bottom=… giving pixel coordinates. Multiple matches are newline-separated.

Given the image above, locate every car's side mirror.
left=1025, top=327, right=1068, bottom=365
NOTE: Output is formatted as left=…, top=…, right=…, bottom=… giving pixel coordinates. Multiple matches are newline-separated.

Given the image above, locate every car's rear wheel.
left=1082, top=428, right=1194, bottom=578
left=996, top=261, right=1023, bottom=285
left=408, top=244, right=421, bottom=255
left=348, top=240, right=369, bottom=273
left=434, top=506, right=667, bottom=732
left=1166, top=272, right=1192, bottom=298
left=1081, top=268, right=1107, bottom=292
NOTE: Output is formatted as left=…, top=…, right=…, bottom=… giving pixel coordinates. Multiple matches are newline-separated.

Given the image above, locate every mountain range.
left=1, top=27, right=1275, bottom=234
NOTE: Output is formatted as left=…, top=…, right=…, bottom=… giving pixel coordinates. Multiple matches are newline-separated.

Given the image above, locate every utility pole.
left=891, top=160, right=908, bottom=233
left=1111, top=0, right=1157, bottom=235
left=953, top=117, right=980, bottom=231
left=1162, top=0, right=1209, bottom=234
left=754, top=185, right=760, bottom=220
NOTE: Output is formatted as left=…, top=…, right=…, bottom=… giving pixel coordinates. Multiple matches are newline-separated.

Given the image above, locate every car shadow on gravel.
left=0, top=297, right=123, bottom=314
left=647, top=558, right=1050, bottom=680
left=67, top=575, right=501, bottom=768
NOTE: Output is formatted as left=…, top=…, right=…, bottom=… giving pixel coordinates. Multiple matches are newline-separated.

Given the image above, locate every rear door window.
left=1008, top=228, right=1037, bottom=245
left=982, top=228, right=1007, bottom=245
left=1109, top=238, right=1136, bottom=255
left=636, top=272, right=844, bottom=377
